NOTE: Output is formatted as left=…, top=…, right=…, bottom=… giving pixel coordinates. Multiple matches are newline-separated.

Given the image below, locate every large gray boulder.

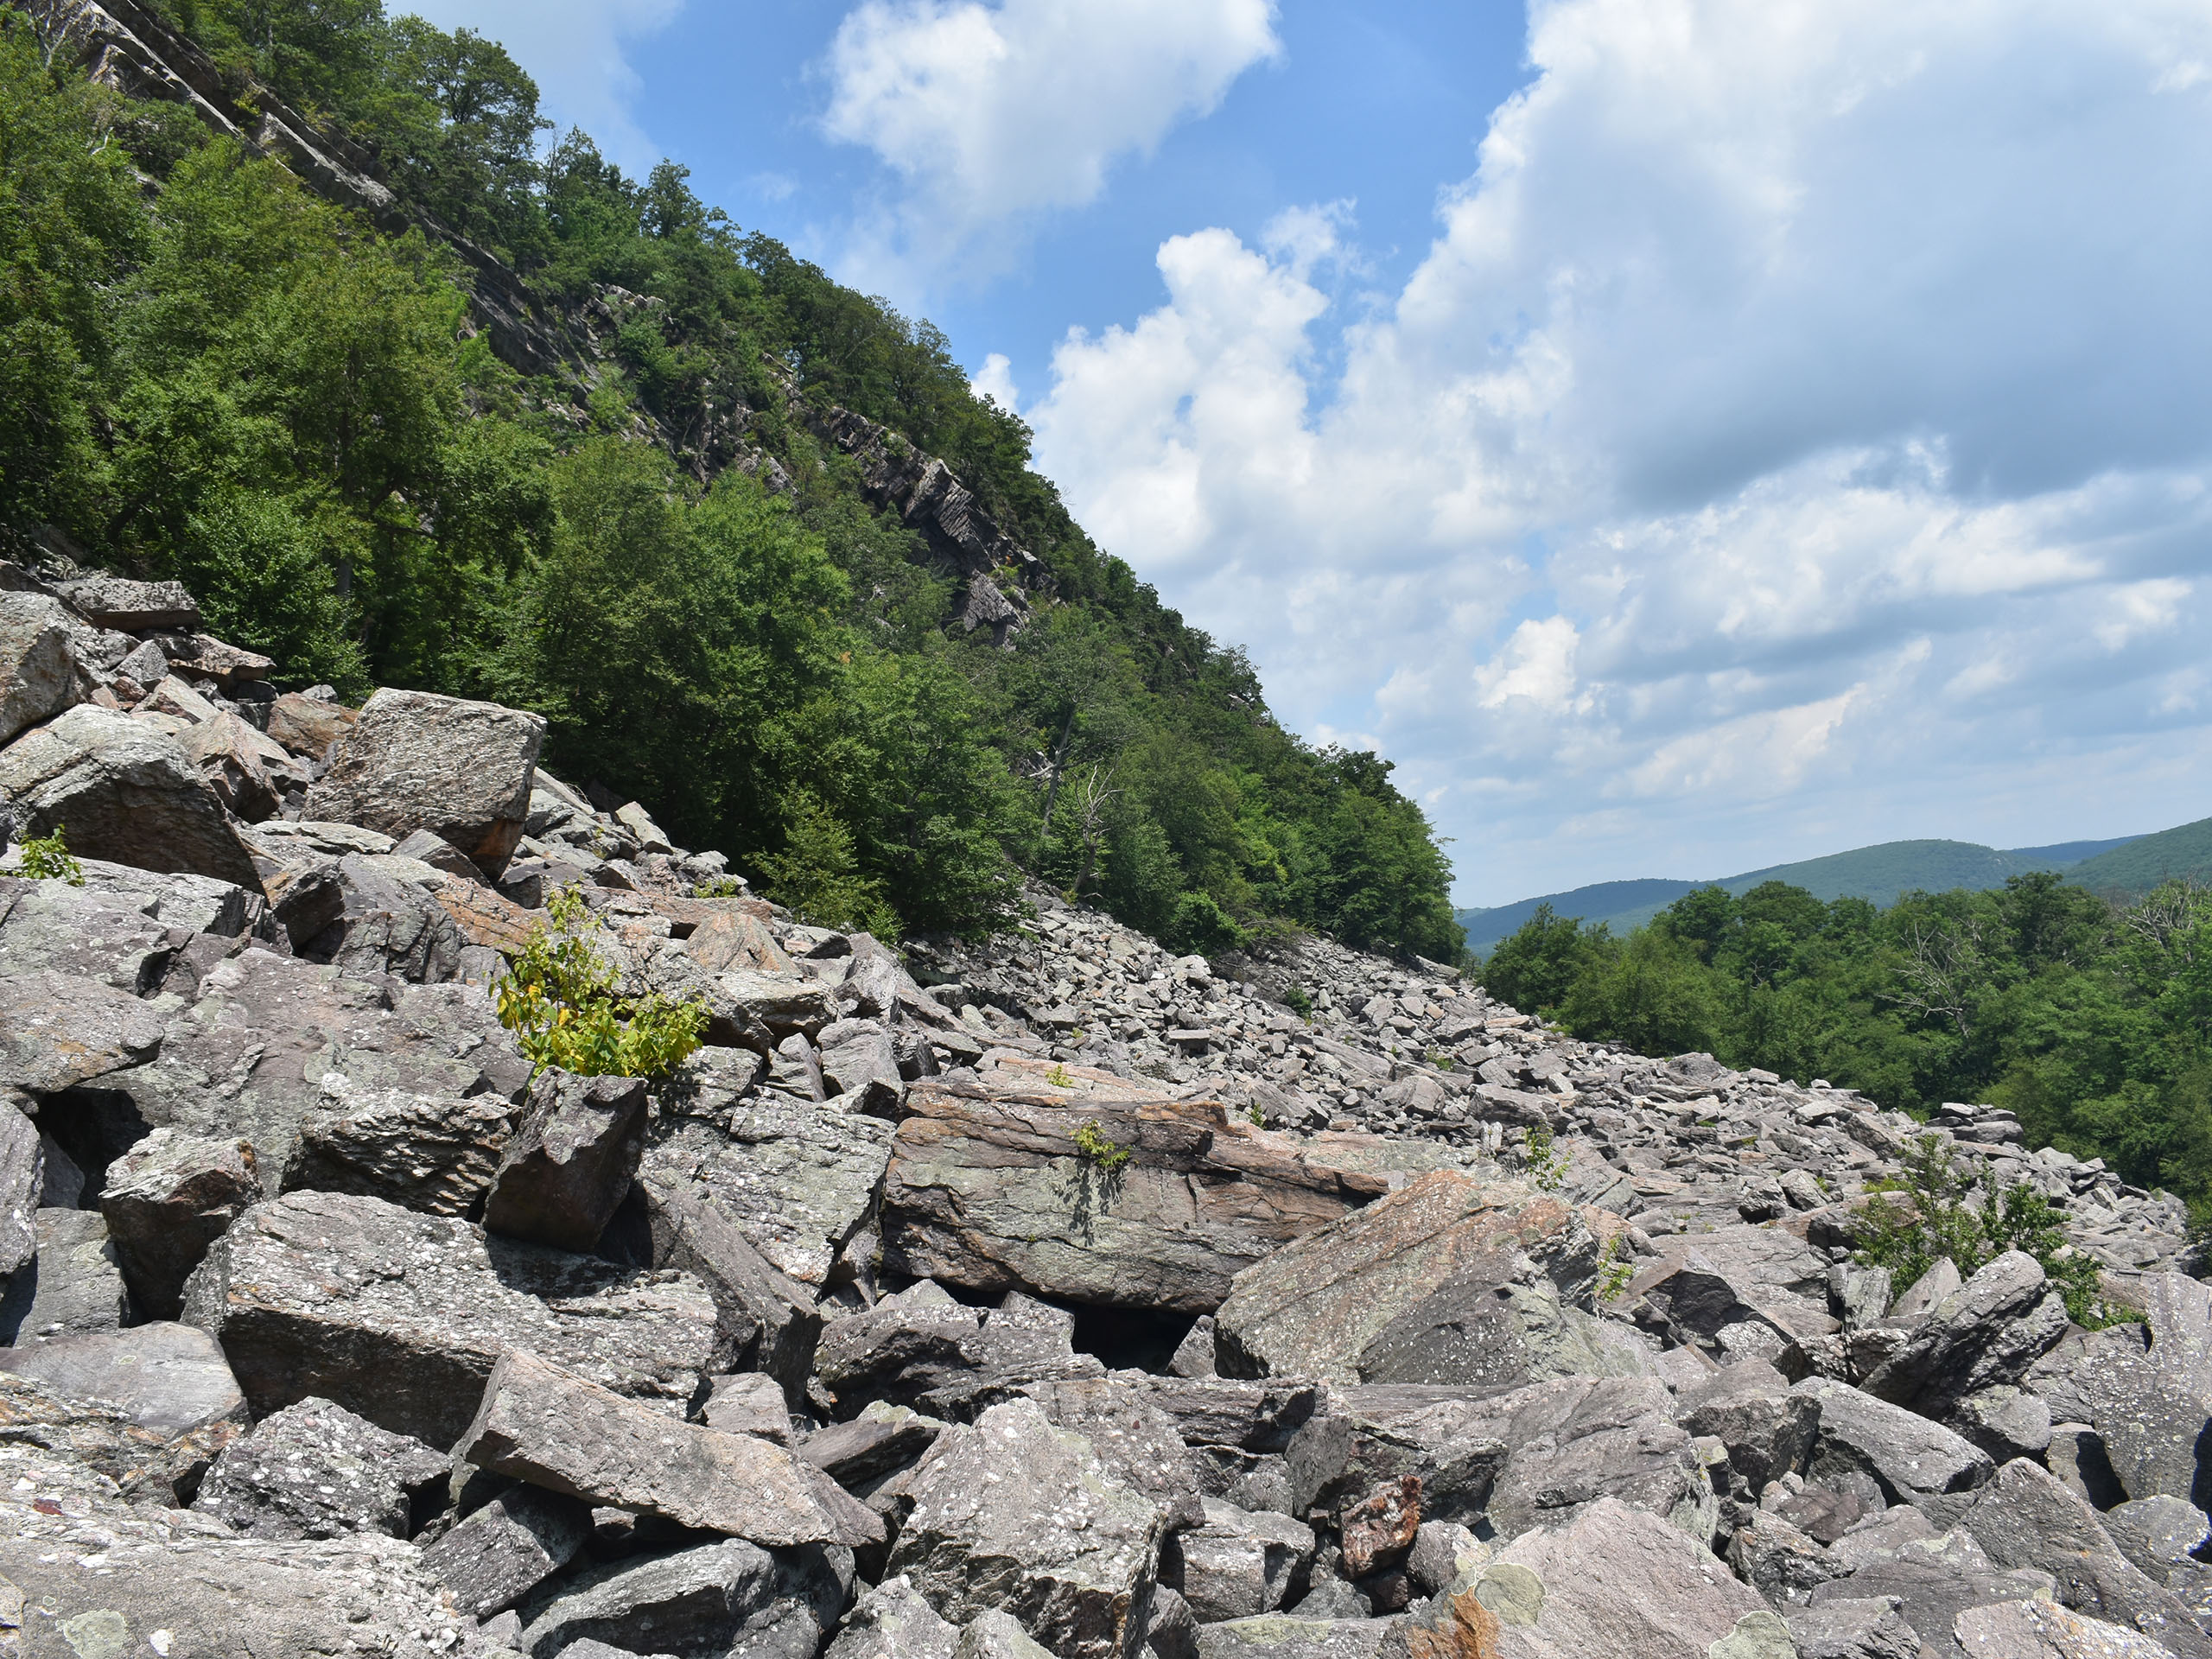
left=0, top=1320, right=245, bottom=1438
left=295, top=850, right=469, bottom=982
left=1398, top=1495, right=1776, bottom=1659
left=887, top=1395, right=1169, bottom=1659
left=1795, top=1376, right=1995, bottom=1523
left=180, top=1189, right=718, bottom=1445
left=98, top=1127, right=262, bottom=1319
left=0, top=591, right=84, bottom=746
left=512, top=1536, right=843, bottom=1659
left=1961, top=1457, right=2212, bottom=1657
left=2080, top=1274, right=2212, bottom=1508
left=1211, top=1167, right=1617, bottom=1384
left=0, top=968, right=165, bottom=1092
left=303, top=687, right=544, bottom=877
left=1675, top=1359, right=1820, bottom=1496
left=1808, top=1526, right=2054, bottom=1645
left=1859, top=1249, right=2070, bottom=1419
left=0, top=703, right=261, bottom=887
left=89, top=949, right=531, bottom=1185
left=453, top=1347, right=882, bottom=1548
left=421, top=1484, right=594, bottom=1618
left=54, top=573, right=198, bottom=631
left=483, top=1068, right=649, bottom=1250
left=0, top=1440, right=496, bottom=1657
left=192, top=1394, right=448, bottom=1540
left=641, top=1094, right=895, bottom=1287
left=283, top=1078, right=516, bottom=1215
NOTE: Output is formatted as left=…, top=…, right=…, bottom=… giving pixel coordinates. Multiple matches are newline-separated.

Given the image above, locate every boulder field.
left=0, top=557, right=2206, bottom=1658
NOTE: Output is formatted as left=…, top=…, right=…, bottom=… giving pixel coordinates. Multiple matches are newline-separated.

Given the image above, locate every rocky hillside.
left=1, top=564, right=2209, bottom=1657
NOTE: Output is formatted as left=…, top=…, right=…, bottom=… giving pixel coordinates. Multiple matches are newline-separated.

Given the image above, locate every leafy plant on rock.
left=493, top=886, right=704, bottom=1079
left=15, top=824, right=84, bottom=886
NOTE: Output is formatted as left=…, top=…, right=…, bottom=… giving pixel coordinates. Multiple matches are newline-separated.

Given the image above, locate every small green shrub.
left=692, top=875, right=747, bottom=899
left=493, top=886, right=705, bottom=1079
left=16, top=824, right=83, bottom=886
left=1046, top=1063, right=1075, bottom=1089
left=1281, top=984, right=1314, bottom=1021
left=1072, top=1121, right=1129, bottom=1172
left=756, top=793, right=899, bottom=938
left=1520, top=1122, right=1568, bottom=1192
left=1597, top=1235, right=1635, bottom=1302
left=1854, top=1134, right=2124, bottom=1327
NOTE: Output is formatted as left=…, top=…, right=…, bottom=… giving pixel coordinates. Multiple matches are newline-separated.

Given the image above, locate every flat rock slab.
left=454, top=1347, right=881, bottom=1548
left=0, top=1319, right=245, bottom=1437
left=887, top=1394, right=1167, bottom=1659
left=882, top=1068, right=1426, bottom=1313
left=181, top=1189, right=718, bottom=1446
left=1192, top=1618, right=1403, bottom=1658
left=642, top=1100, right=894, bottom=1287
left=303, top=687, right=544, bottom=877
left=0, top=1440, right=496, bottom=1657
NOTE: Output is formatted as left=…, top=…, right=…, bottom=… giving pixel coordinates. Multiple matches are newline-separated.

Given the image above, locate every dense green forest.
left=1480, top=874, right=2212, bottom=1222
left=0, top=1, right=1461, bottom=957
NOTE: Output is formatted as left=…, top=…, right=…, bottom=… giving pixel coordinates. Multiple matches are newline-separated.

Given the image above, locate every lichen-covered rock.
left=0, top=703, right=261, bottom=887
left=887, top=1395, right=1168, bottom=1659
left=1796, top=1375, right=1996, bottom=1523
left=0, top=968, right=165, bottom=1092
left=181, top=1189, right=718, bottom=1445
left=0, top=1207, right=131, bottom=1343
left=283, top=1077, right=516, bottom=1213
left=0, top=590, right=84, bottom=746
left=98, top=1127, right=262, bottom=1319
left=192, top=1394, right=448, bottom=1540
left=515, top=1535, right=851, bottom=1659
left=824, top=1574, right=961, bottom=1659
left=422, top=1484, right=594, bottom=1618
left=642, top=1094, right=894, bottom=1287
left=0, top=1440, right=495, bottom=1657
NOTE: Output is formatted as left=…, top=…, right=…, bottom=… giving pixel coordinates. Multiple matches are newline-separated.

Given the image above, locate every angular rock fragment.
left=1675, top=1360, right=1819, bottom=1496
left=1212, top=1167, right=1618, bottom=1384
left=0, top=1101, right=37, bottom=1280
left=1859, top=1250, right=2069, bottom=1420
left=2080, top=1274, right=2212, bottom=1508
left=1961, top=1457, right=2212, bottom=1658
left=813, top=1280, right=1101, bottom=1419
left=1161, top=1498, right=1316, bottom=1622
left=1399, top=1496, right=1772, bottom=1659
left=1192, top=1617, right=1402, bottom=1657
left=0, top=1207, right=131, bottom=1342
left=454, top=1348, right=881, bottom=1547
left=883, top=1072, right=1414, bottom=1313
left=0, top=703, right=261, bottom=887
left=422, top=1484, right=594, bottom=1618
left=303, top=687, right=545, bottom=877
left=483, top=1068, right=648, bottom=1250
left=56, top=574, right=199, bottom=631
left=887, top=1395, right=1168, bottom=1659
left=802, top=1398, right=946, bottom=1489
left=1808, top=1526, right=2054, bottom=1644
left=1951, top=1598, right=2186, bottom=1659
left=0, top=591, right=83, bottom=745
left=639, top=1092, right=893, bottom=1287
left=263, top=690, right=359, bottom=759
left=1795, top=1375, right=1995, bottom=1522
left=1784, top=1597, right=1923, bottom=1659
left=0, top=969, right=165, bottom=1091
left=959, top=1611, right=1060, bottom=1659
left=181, top=709, right=289, bottom=821
left=0, top=1319, right=245, bottom=1435
left=1022, top=1373, right=1210, bottom=1530
left=632, top=1172, right=823, bottom=1395
left=283, top=1079, right=515, bottom=1214
left=511, top=1537, right=778, bottom=1658
left=192, top=1394, right=448, bottom=1540
left=181, top=1190, right=717, bottom=1445
left=825, top=1574, right=961, bottom=1659
left=98, top=1127, right=261, bottom=1318
left=702, top=1370, right=797, bottom=1441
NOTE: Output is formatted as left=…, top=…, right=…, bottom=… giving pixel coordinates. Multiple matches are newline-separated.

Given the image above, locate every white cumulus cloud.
left=1023, top=0, right=2212, bottom=902
left=821, top=0, right=1280, bottom=277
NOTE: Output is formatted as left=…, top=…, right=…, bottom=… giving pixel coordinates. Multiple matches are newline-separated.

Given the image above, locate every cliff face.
left=25, top=0, right=1046, bottom=641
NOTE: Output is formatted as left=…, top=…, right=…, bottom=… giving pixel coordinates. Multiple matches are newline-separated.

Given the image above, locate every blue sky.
left=412, top=0, right=2212, bottom=909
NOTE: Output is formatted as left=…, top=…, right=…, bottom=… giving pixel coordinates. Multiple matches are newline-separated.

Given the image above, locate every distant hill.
left=1456, top=831, right=2150, bottom=955
left=2066, top=817, right=2212, bottom=894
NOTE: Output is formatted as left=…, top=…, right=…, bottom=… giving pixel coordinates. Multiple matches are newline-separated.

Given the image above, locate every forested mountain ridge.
left=0, top=0, right=1463, bottom=959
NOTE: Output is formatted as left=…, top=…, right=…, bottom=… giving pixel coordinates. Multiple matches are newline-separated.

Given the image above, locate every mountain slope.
left=1457, top=831, right=2150, bottom=952
left=3, top=0, right=1462, bottom=960
left=2066, top=816, right=2212, bottom=894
